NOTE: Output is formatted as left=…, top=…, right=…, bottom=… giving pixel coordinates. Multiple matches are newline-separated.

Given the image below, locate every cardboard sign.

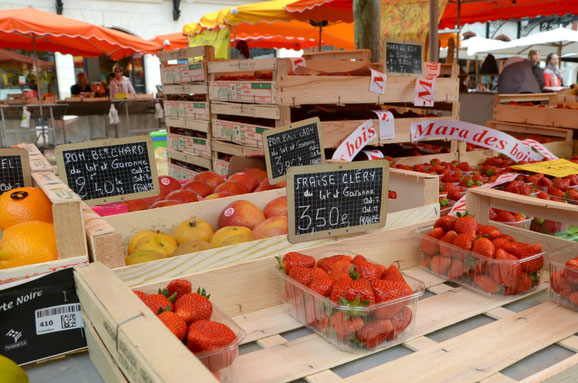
left=449, top=173, right=519, bottom=216
left=0, top=148, right=32, bottom=195
left=410, top=120, right=544, bottom=162
left=511, top=159, right=578, bottom=178
left=263, top=118, right=325, bottom=184
left=287, top=161, right=389, bottom=243
left=369, top=69, right=386, bottom=94
left=414, top=62, right=441, bottom=107
left=372, top=110, right=395, bottom=140
left=383, top=39, right=424, bottom=76
left=0, top=269, right=86, bottom=365
left=55, top=136, right=159, bottom=205
left=332, top=120, right=377, bottom=161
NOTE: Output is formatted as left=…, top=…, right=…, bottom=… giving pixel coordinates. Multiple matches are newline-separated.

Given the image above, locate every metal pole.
left=456, top=0, right=461, bottom=62
left=318, top=25, right=322, bottom=52
left=32, top=35, right=47, bottom=147
left=233, top=26, right=236, bottom=59
left=429, top=0, right=439, bottom=62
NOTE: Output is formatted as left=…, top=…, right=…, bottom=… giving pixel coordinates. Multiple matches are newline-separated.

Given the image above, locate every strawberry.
left=498, top=234, right=515, bottom=242
left=288, top=266, right=314, bottom=287
left=537, top=177, right=553, bottom=188
left=489, top=208, right=498, bottom=221
left=565, top=258, right=578, bottom=284
left=174, top=288, right=212, bottom=325
left=352, top=254, right=368, bottom=265
left=187, top=320, right=237, bottom=355
left=439, top=230, right=458, bottom=257
left=518, top=252, right=544, bottom=274
left=536, top=191, right=551, bottom=200
left=133, top=290, right=148, bottom=301
left=448, top=188, right=463, bottom=201
left=447, top=259, right=467, bottom=280
left=382, top=264, right=405, bottom=284
left=387, top=305, right=413, bottom=340
left=167, top=279, right=192, bottom=301
left=551, top=270, right=573, bottom=297
left=473, top=274, right=502, bottom=294
left=434, top=216, right=456, bottom=232
left=495, top=211, right=515, bottom=223
left=569, top=292, right=578, bottom=306
left=421, top=227, right=444, bottom=255
left=495, top=249, right=521, bottom=288
left=505, top=273, right=532, bottom=295
left=317, top=254, right=353, bottom=272
left=344, top=278, right=375, bottom=305
left=278, top=252, right=315, bottom=274
left=478, top=225, right=501, bottom=240
left=309, top=270, right=335, bottom=297
left=454, top=214, right=478, bottom=235
left=472, top=237, right=495, bottom=259
left=356, top=320, right=393, bottom=349
left=355, top=261, right=385, bottom=281
left=330, top=275, right=353, bottom=302
left=330, top=311, right=364, bottom=339
left=492, top=237, right=518, bottom=255
left=143, top=294, right=175, bottom=315
left=430, top=255, right=452, bottom=275
left=158, top=311, right=187, bottom=341
left=372, top=279, right=412, bottom=319
left=453, top=233, right=476, bottom=252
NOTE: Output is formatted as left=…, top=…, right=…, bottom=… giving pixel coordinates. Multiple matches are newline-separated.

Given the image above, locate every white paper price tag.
left=332, top=120, right=377, bottom=161
left=35, top=303, right=84, bottom=335
left=414, top=62, right=441, bottom=107
left=372, top=110, right=395, bottom=140
left=369, top=68, right=386, bottom=95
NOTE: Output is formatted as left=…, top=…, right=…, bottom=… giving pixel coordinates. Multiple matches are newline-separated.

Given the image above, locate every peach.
left=263, top=196, right=287, bottom=218
left=150, top=200, right=179, bottom=209
left=141, top=190, right=167, bottom=205
left=166, top=190, right=199, bottom=204
left=123, top=198, right=150, bottom=212
left=218, top=200, right=265, bottom=230
left=227, top=172, right=259, bottom=192
left=182, top=181, right=214, bottom=198
left=251, top=216, right=288, bottom=239
left=215, top=182, right=250, bottom=196
left=243, top=167, right=267, bottom=183
left=255, top=178, right=279, bottom=192
left=158, top=176, right=181, bottom=196
left=203, top=192, right=234, bottom=200
left=193, top=171, right=225, bottom=190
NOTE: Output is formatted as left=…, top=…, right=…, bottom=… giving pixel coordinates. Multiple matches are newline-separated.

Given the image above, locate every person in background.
left=527, top=49, right=545, bottom=90
left=543, top=53, right=563, bottom=87
left=498, top=57, right=541, bottom=94
left=70, top=72, right=93, bottom=97
left=109, top=66, right=135, bottom=99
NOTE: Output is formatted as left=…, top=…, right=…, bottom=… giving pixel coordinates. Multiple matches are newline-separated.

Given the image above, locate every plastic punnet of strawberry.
left=548, top=247, right=578, bottom=311
left=276, top=251, right=425, bottom=351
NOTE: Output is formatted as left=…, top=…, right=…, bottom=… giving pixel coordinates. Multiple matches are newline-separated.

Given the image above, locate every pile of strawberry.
left=490, top=209, right=529, bottom=224
left=278, top=251, right=417, bottom=350
left=551, top=256, right=578, bottom=308
left=421, top=214, right=543, bottom=295
left=135, top=280, right=238, bottom=371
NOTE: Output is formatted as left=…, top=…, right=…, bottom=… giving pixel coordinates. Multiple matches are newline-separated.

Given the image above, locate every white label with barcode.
left=35, top=303, right=84, bottom=335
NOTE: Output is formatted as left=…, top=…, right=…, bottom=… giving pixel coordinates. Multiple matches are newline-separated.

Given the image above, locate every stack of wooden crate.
left=160, top=46, right=214, bottom=180
left=207, top=50, right=461, bottom=176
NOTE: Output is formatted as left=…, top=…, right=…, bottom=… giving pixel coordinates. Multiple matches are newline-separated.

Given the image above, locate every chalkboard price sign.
left=287, top=160, right=389, bottom=243
left=383, top=39, right=424, bottom=76
left=0, top=148, right=32, bottom=195
left=55, top=136, right=159, bottom=205
left=263, top=117, right=325, bottom=184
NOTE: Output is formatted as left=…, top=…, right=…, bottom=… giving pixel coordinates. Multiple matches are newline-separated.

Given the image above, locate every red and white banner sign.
left=523, top=139, right=558, bottom=161
left=414, top=62, right=440, bottom=107
left=372, top=110, right=395, bottom=140
left=289, top=57, right=306, bottom=72
left=363, top=149, right=384, bottom=160
left=449, top=173, right=519, bottom=216
left=332, top=119, right=377, bottom=161
left=410, top=120, right=544, bottom=162
left=369, top=68, right=386, bottom=95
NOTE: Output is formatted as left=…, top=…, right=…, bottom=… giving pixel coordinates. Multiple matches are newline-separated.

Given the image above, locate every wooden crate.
left=167, top=148, right=212, bottom=181
left=0, top=172, right=88, bottom=284
left=15, top=143, right=53, bottom=172
left=211, top=140, right=263, bottom=177
left=493, top=93, right=578, bottom=130
left=164, top=100, right=210, bottom=121
left=95, top=214, right=578, bottom=382
left=167, top=130, right=211, bottom=159
left=208, top=58, right=459, bottom=106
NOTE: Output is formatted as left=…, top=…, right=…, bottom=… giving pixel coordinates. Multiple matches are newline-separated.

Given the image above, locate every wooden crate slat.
left=305, top=370, right=344, bottom=383
left=166, top=148, right=212, bottom=169
left=159, top=46, right=212, bottom=62
left=84, top=317, right=129, bottom=383
left=164, top=117, right=210, bottom=134
left=208, top=58, right=278, bottom=73
left=480, top=374, right=518, bottom=383
left=163, top=83, right=208, bottom=95
left=234, top=305, right=302, bottom=344
left=493, top=104, right=578, bottom=130
left=518, top=353, right=578, bottom=383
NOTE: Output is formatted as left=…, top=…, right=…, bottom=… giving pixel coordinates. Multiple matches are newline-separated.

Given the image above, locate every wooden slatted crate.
left=166, top=148, right=211, bottom=181
left=15, top=143, right=53, bottom=172
left=211, top=140, right=263, bottom=177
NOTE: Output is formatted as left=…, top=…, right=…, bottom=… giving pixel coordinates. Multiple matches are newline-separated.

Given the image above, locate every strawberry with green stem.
left=277, top=252, right=315, bottom=275
left=158, top=311, right=187, bottom=341
left=143, top=293, right=176, bottom=315
left=174, top=287, right=212, bottom=325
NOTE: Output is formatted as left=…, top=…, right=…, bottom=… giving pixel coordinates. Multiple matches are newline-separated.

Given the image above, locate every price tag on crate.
left=263, top=117, right=325, bottom=184
left=383, top=39, right=424, bottom=76
left=286, top=160, right=389, bottom=243
left=0, top=148, right=32, bottom=195
left=0, top=269, right=86, bottom=365
left=55, top=136, right=159, bottom=205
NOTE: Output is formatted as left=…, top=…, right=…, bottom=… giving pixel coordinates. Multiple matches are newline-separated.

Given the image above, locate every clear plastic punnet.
left=548, top=247, right=578, bottom=312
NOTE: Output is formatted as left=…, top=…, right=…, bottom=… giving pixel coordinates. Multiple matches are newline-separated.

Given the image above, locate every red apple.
left=227, top=172, right=259, bottom=192
left=149, top=200, right=179, bottom=209
left=263, top=196, right=287, bottom=218
left=123, top=198, right=150, bottom=212
left=255, top=178, right=279, bottom=192
left=141, top=190, right=167, bottom=206
left=182, top=181, right=214, bottom=198
left=251, top=216, right=288, bottom=239
left=193, top=171, right=225, bottom=190
left=158, top=176, right=181, bottom=196
left=215, top=182, right=250, bottom=196
left=275, top=180, right=287, bottom=188
left=203, top=192, right=234, bottom=200
left=218, top=200, right=265, bottom=230
left=243, top=167, right=267, bottom=183
left=166, top=190, right=199, bottom=204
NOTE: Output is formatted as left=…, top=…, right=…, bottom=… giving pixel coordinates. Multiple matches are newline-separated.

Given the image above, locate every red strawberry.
left=472, top=237, right=495, bottom=259
left=387, top=305, right=413, bottom=340
left=569, top=292, right=578, bottom=306
left=448, top=188, right=463, bottom=201
left=434, top=216, right=456, bottom=232
left=158, top=311, right=187, bottom=341
left=565, top=258, right=578, bottom=284
left=309, top=270, right=335, bottom=297
left=355, top=261, right=385, bottom=281
left=382, top=264, right=405, bottom=284
left=495, top=249, right=521, bottom=288
left=439, top=230, right=458, bottom=257
left=279, top=252, right=315, bottom=274
left=187, top=320, right=236, bottom=354
left=430, top=255, right=452, bottom=275
left=288, top=266, right=314, bottom=287
left=330, top=275, right=353, bottom=302
left=498, top=234, right=515, bottom=242
left=489, top=208, right=498, bottom=221
left=317, top=254, right=353, bottom=272
left=474, top=274, right=502, bottom=294
left=134, top=290, right=148, bottom=301
left=536, top=191, right=551, bottom=200
left=537, top=177, right=553, bottom=188
left=478, top=225, right=501, bottom=240
left=453, top=233, right=476, bottom=252
left=143, top=294, right=175, bottom=315
left=447, top=259, right=467, bottom=280
left=167, top=279, right=192, bottom=301
left=330, top=261, right=353, bottom=275
left=551, top=270, right=573, bottom=297
left=492, top=237, right=519, bottom=255
left=421, top=227, right=444, bottom=255
left=372, top=279, right=412, bottom=319
left=505, top=273, right=532, bottom=295
left=174, top=288, right=212, bottom=325
left=495, top=211, right=515, bottom=223
left=454, top=215, right=478, bottom=235
left=330, top=311, right=364, bottom=339
left=356, top=320, right=393, bottom=349
left=344, top=278, right=375, bottom=305
left=352, top=254, right=368, bottom=265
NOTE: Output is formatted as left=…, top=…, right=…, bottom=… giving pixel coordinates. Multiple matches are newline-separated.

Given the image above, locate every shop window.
left=0, top=49, right=58, bottom=100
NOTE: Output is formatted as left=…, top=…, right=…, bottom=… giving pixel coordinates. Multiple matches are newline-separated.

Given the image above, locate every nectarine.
left=218, top=200, right=265, bottom=230
left=193, top=171, right=225, bottom=190
left=251, top=216, right=288, bottom=239
left=166, top=190, right=199, bottom=204
left=182, top=181, right=214, bottom=198
left=227, top=172, right=259, bottom=192
left=263, top=196, right=287, bottom=218
left=215, top=182, right=250, bottom=195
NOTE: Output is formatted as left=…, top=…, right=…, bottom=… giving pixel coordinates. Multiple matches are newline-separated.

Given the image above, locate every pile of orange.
left=0, top=187, right=57, bottom=269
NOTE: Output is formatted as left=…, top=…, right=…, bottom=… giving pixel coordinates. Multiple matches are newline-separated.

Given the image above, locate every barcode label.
left=35, top=304, right=84, bottom=335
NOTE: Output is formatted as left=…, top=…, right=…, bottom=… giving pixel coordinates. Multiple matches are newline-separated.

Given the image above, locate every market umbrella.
left=285, top=0, right=353, bottom=23
left=150, top=33, right=188, bottom=52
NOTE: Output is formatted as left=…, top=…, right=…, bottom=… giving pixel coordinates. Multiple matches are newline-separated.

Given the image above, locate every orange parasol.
left=285, top=0, right=353, bottom=23
left=150, top=33, right=189, bottom=52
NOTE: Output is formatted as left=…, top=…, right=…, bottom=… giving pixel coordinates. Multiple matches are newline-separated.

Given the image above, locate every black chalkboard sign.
left=55, top=137, right=159, bottom=205
left=286, top=160, right=389, bottom=243
left=0, top=148, right=32, bottom=195
left=263, top=117, right=325, bottom=184
left=383, top=39, right=424, bottom=76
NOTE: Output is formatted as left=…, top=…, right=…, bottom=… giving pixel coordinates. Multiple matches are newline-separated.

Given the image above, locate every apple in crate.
left=204, top=192, right=234, bottom=200
left=150, top=200, right=179, bottom=209
left=243, top=167, right=267, bottom=183
left=123, top=198, right=151, bottom=212
left=193, top=171, right=225, bottom=190
left=227, top=172, right=259, bottom=192
left=255, top=178, right=278, bottom=192
left=159, top=175, right=181, bottom=195
left=218, top=200, right=265, bottom=230
left=215, top=182, right=250, bottom=196
left=183, top=181, right=214, bottom=198
left=264, top=196, right=287, bottom=218
left=252, top=216, right=288, bottom=239
left=166, top=190, right=199, bottom=204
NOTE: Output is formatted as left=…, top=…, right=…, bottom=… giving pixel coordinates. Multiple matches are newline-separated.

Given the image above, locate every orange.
left=0, top=187, right=53, bottom=230
left=0, top=221, right=58, bottom=269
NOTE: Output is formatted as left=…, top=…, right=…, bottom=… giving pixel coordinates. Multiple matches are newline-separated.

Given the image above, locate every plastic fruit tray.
left=417, top=225, right=548, bottom=297
left=493, top=216, right=533, bottom=230
left=530, top=218, right=569, bottom=236
left=549, top=247, right=578, bottom=312
left=277, top=264, right=424, bottom=352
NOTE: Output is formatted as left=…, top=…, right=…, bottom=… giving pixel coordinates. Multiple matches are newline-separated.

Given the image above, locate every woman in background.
left=543, top=53, right=563, bottom=87
left=109, top=66, right=135, bottom=99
